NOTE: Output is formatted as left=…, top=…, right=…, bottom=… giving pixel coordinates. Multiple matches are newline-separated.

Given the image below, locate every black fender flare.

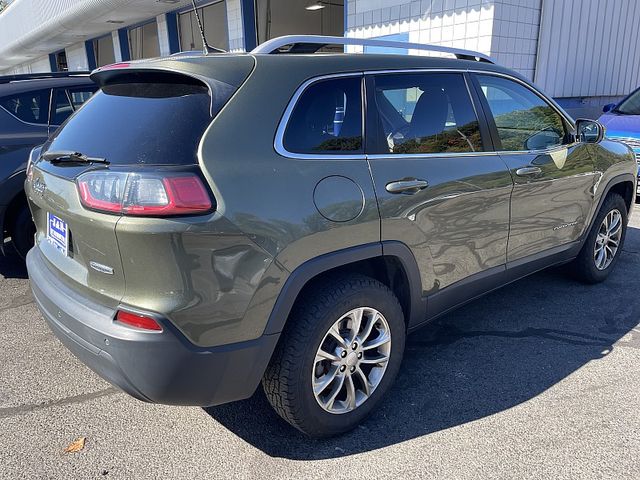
left=262, top=241, right=426, bottom=335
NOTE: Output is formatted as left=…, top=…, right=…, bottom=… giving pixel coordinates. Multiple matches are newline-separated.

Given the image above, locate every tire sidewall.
left=292, top=284, right=406, bottom=436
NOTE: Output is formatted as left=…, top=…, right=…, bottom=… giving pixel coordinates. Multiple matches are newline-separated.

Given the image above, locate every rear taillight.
left=115, top=310, right=162, bottom=331
left=77, top=171, right=212, bottom=216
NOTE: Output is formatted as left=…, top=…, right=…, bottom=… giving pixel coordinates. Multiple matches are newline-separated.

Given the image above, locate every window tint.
left=371, top=73, right=483, bottom=155
left=0, top=89, right=50, bottom=124
left=476, top=75, right=567, bottom=151
left=283, top=77, right=363, bottom=154
left=616, top=87, right=640, bottom=115
left=68, top=87, right=95, bottom=109
left=46, top=82, right=213, bottom=165
left=52, top=89, right=74, bottom=126
left=52, top=87, right=96, bottom=126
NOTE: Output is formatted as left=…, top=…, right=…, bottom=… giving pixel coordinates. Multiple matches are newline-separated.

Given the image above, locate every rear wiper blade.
left=42, top=150, right=109, bottom=165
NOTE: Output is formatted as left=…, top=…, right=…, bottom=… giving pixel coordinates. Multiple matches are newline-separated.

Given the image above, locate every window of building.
left=283, top=76, right=363, bottom=155
left=178, top=1, right=229, bottom=52
left=128, top=22, right=160, bottom=60
left=370, top=73, right=484, bottom=155
left=257, top=0, right=344, bottom=44
left=0, top=89, right=50, bottom=125
left=476, top=75, right=568, bottom=152
left=55, top=51, right=68, bottom=72
left=93, top=35, right=116, bottom=67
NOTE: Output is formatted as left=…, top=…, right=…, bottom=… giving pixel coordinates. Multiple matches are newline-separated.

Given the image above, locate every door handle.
left=385, top=178, right=429, bottom=194
left=515, top=166, right=542, bottom=177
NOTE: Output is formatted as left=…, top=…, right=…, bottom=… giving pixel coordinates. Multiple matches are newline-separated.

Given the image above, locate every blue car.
left=600, top=87, right=640, bottom=196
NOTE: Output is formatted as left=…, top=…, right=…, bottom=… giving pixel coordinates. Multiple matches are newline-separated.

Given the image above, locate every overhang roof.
left=0, top=0, right=192, bottom=71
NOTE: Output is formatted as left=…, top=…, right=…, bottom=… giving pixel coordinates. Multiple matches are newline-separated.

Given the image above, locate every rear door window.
left=283, top=76, right=363, bottom=155
left=45, top=81, right=213, bottom=165
left=369, top=73, right=484, bottom=154
left=51, top=86, right=97, bottom=126
left=0, top=89, right=51, bottom=125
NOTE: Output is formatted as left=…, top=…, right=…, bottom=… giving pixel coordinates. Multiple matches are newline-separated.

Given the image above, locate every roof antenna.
left=190, top=0, right=225, bottom=54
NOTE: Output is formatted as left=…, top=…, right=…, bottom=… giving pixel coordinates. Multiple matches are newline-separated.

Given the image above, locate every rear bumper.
left=27, top=248, right=279, bottom=406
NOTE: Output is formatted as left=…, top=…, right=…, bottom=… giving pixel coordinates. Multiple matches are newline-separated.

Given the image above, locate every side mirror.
left=576, top=118, right=605, bottom=144
left=602, top=103, right=616, bottom=113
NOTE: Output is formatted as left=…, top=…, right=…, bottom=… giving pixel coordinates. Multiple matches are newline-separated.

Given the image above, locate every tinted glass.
left=52, top=89, right=74, bottom=126
left=283, top=77, right=363, bottom=154
left=45, top=82, right=212, bottom=165
left=68, top=87, right=95, bottom=109
left=477, top=75, right=567, bottom=151
left=371, top=73, right=483, bottom=154
left=0, top=89, right=50, bottom=124
left=616, top=87, right=640, bottom=115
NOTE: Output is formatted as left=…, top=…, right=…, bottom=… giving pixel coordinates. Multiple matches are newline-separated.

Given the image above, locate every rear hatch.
left=26, top=57, right=254, bottom=308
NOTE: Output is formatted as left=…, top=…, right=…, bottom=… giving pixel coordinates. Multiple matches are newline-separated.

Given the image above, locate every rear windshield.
left=45, top=82, right=213, bottom=165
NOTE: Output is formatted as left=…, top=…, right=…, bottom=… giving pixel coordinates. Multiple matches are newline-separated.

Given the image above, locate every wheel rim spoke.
left=323, top=372, right=346, bottom=410
left=363, top=331, right=391, bottom=351
left=348, top=307, right=364, bottom=344
left=312, top=306, right=392, bottom=415
left=360, top=352, right=390, bottom=365
left=314, top=365, right=339, bottom=395
left=315, top=347, right=340, bottom=363
left=328, top=324, right=349, bottom=349
left=354, top=366, right=371, bottom=397
left=359, top=313, right=379, bottom=343
left=345, top=375, right=357, bottom=410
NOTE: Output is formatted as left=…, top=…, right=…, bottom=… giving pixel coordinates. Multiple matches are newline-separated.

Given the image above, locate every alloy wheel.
left=594, top=208, right=623, bottom=270
left=312, top=307, right=391, bottom=414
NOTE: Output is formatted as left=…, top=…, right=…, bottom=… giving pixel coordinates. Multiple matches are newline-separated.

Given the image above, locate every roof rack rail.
left=0, top=71, right=91, bottom=84
left=251, top=35, right=493, bottom=63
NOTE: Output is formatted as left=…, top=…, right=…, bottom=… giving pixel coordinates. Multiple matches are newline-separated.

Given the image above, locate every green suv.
left=25, top=36, right=637, bottom=437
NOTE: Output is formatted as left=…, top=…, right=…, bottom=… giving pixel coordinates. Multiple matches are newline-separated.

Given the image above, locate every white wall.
left=226, top=0, right=244, bottom=52
left=65, top=42, right=89, bottom=70
left=346, top=1, right=496, bottom=60
left=535, top=0, right=640, bottom=98
left=490, top=0, right=541, bottom=82
left=157, top=14, right=172, bottom=57
left=1, top=55, right=51, bottom=75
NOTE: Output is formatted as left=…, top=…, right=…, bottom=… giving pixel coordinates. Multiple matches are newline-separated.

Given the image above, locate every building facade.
left=0, top=0, right=637, bottom=116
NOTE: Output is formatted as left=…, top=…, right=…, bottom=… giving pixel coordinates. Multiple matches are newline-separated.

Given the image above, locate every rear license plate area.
left=46, top=212, right=69, bottom=256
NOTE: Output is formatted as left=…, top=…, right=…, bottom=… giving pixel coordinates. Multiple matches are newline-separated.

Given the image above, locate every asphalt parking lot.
left=1, top=213, right=639, bottom=480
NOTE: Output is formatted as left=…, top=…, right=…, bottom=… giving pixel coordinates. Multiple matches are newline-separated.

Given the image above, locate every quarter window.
left=370, top=73, right=483, bottom=155
left=0, top=89, right=50, bottom=125
left=476, top=75, right=568, bottom=151
left=283, top=77, right=363, bottom=155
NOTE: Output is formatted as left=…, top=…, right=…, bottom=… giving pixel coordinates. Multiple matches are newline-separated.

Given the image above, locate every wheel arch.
left=263, top=242, right=426, bottom=336
left=592, top=174, right=635, bottom=225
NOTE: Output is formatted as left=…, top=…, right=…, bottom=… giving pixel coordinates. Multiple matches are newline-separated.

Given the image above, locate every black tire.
left=262, top=274, right=406, bottom=437
left=572, top=193, right=627, bottom=284
left=10, top=205, right=35, bottom=260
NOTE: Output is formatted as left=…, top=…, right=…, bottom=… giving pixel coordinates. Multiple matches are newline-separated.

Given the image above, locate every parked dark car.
left=0, top=71, right=96, bottom=258
left=25, top=36, right=636, bottom=437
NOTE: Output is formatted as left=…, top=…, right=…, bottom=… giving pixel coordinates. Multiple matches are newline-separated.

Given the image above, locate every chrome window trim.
left=274, top=72, right=367, bottom=160
left=275, top=68, right=579, bottom=161
left=364, top=68, right=575, bottom=127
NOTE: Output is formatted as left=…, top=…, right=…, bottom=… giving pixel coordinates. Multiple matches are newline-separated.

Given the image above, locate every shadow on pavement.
left=205, top=226, right=640, bottom=459
left=0, top=245, right=28, bottom=279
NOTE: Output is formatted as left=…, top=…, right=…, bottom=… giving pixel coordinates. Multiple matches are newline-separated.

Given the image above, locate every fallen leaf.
left=64, top=437, right=86, bottom=453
